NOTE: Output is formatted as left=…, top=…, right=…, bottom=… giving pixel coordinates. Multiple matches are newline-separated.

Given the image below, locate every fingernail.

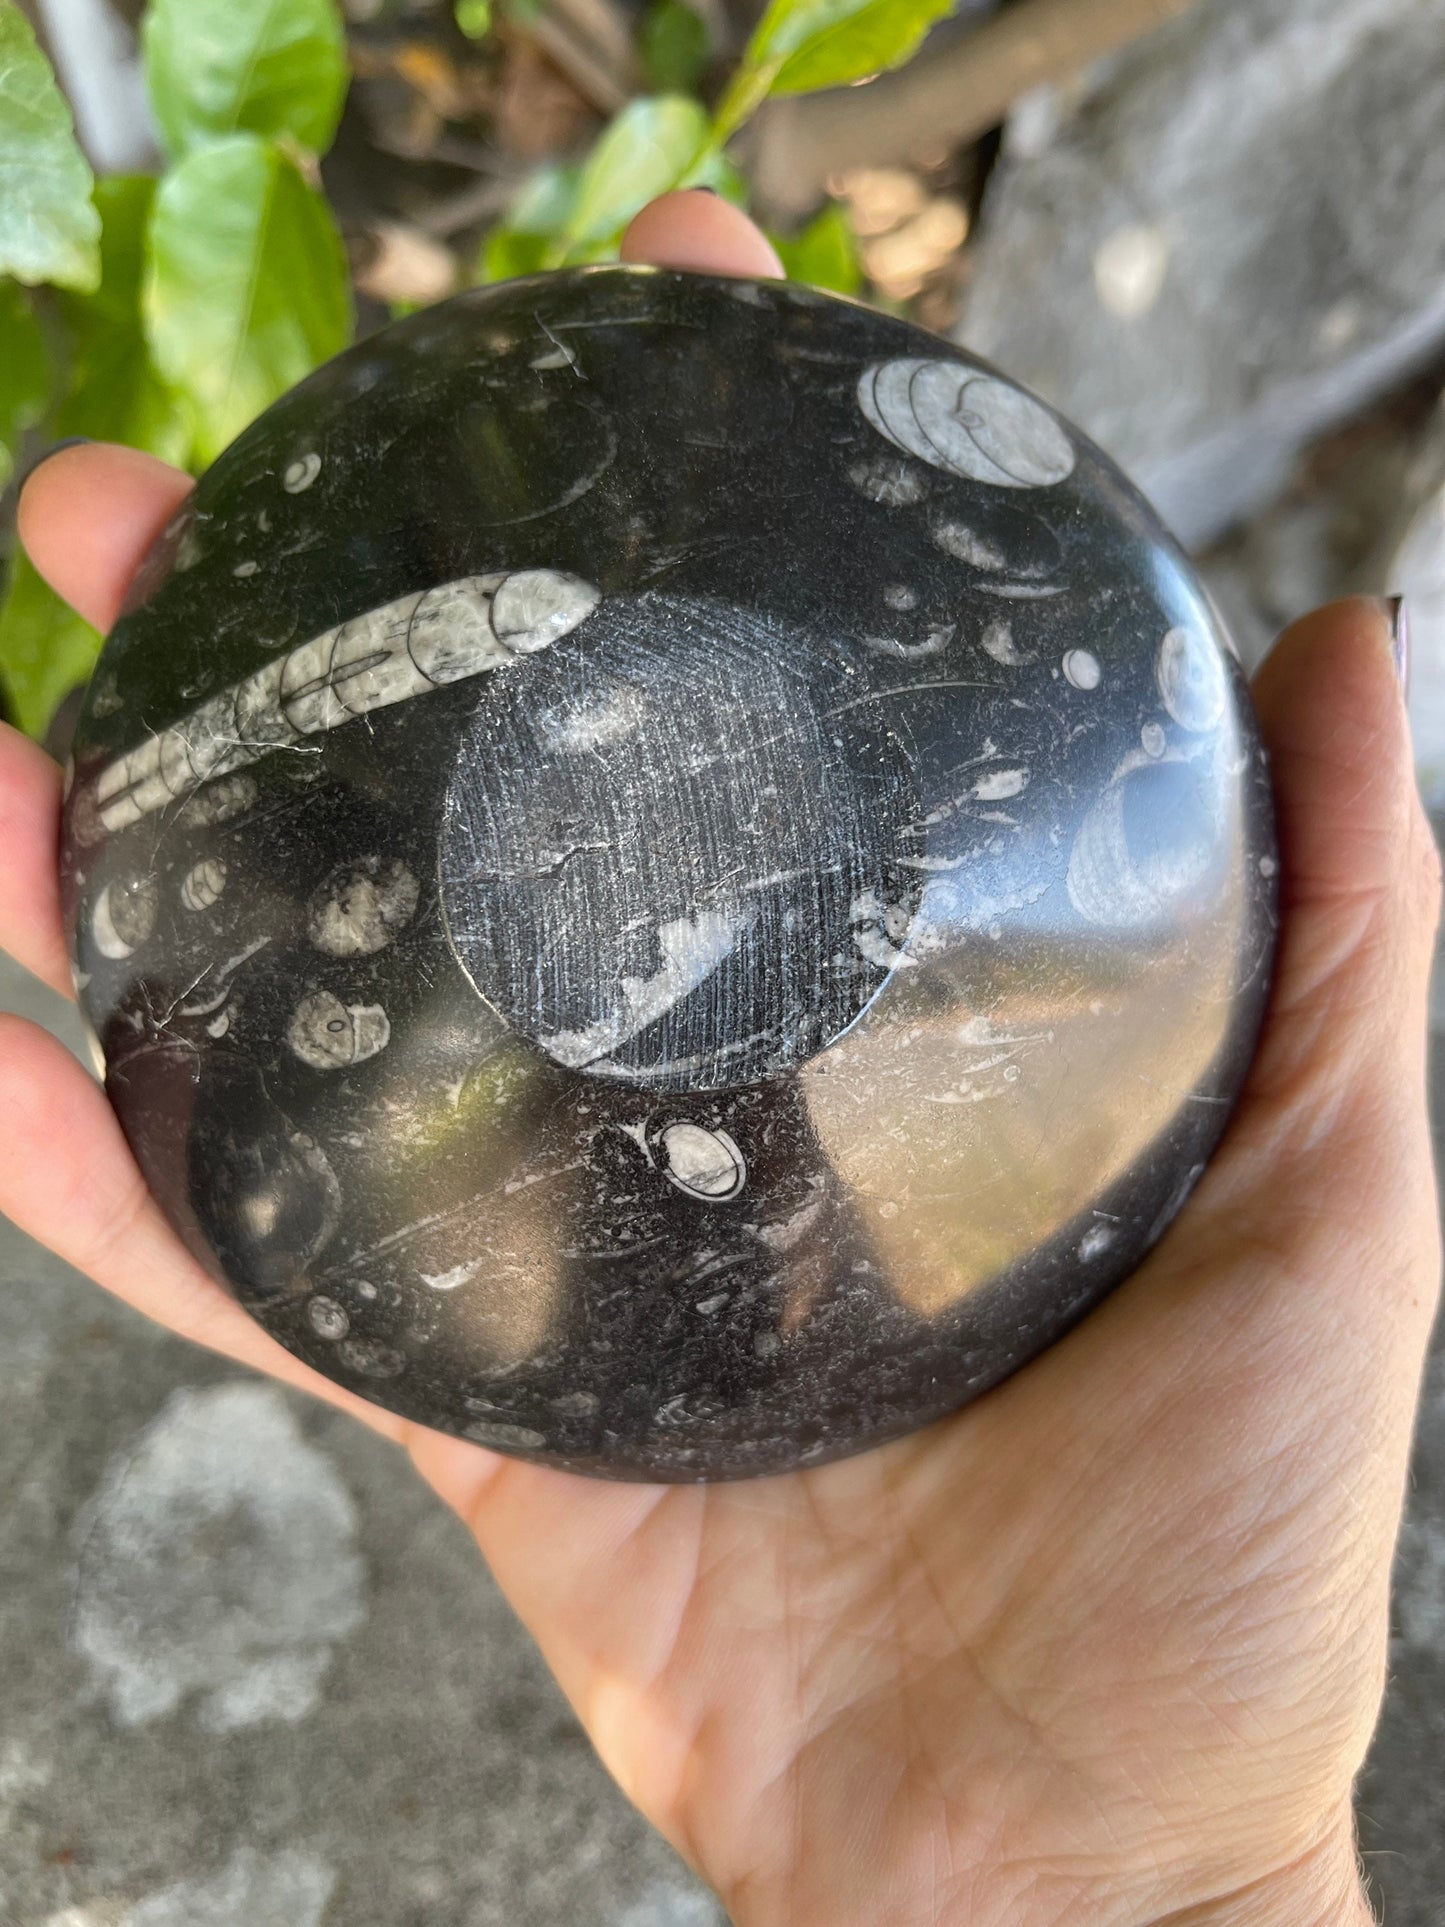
left=688, top=185, right=720, bottom=196
left=1385, top=593, right=1410, bottom=696
left=18, top=436, right=92, bottom=493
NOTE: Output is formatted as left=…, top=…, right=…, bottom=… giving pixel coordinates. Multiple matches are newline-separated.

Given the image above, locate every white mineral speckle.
left=540, top=682, right=647, bottom=753
left=1141, top=721, right=1166, bottom=757
left=176, top=770, right=258, bottom=829
left=307, top=856, right=419, bottom=956
left=847, top=455, right=928, bottom=508
left=979, top=618, right=1022, bottom=666
left=756, top=1197, right=824, bottom=1252
left=551, top=1391, right=599, bottom=1419
left=307, top=1295, right=350, bottom=1340
left=463, top=1420, right=547, bottom=1450
left=335, top=1338, right=405, bottom=1379
left=972, top=767, right=1029, bottom=801
left=931, top=519, right=1007, bottom=570
left=1078, top=1222, right=1117, bottom=1261
left=421, top=1260, right=478, bottom=1291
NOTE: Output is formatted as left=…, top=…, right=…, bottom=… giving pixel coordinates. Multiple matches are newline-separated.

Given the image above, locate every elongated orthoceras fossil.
left=90, top=569, right=602, bottom=834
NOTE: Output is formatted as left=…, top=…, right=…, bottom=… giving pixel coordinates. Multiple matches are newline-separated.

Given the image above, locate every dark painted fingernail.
left=1385, top=593, right=1410, bottom=696
left=18, top=436, right=92, bottom=493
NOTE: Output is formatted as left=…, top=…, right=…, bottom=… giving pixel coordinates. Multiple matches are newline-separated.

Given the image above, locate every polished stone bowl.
left=60, top=267, right=1277, bottom=1480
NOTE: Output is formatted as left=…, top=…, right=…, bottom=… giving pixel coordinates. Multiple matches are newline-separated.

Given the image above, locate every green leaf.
left=142, top=0, right=349, bottom=161
left=0, top=279, right=50, bottom=491
left=454, top=0, right=491, bottom=39
left=714, top=0, right=954, bottom=140
left=144, top=133, right=352, bottom=464
left=0, top=548, right=101, bottom=739
left=477, top=164, right=579, bottom=283
left=0, top=3, right=99, bottom=289
left=639, top=0, right=709, bottom=94
left=558, top=95, right=711, bottom=261
left=773, top=199, right=862, bottom=295
left=480, top=225, right=552, bottom=284
left=56, top=177, right=192, bottom=465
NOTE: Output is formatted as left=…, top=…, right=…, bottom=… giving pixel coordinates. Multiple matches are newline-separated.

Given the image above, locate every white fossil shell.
left=1066, top=749, right=1216, bottom=929
left=660, top=1123, right=747, bottom=1201
left=92, top=569, right=602, bottom=834
left=858, top=359, right=1075, bottom=489
left=287, top=990, right=391, bottom=1071
left=1156, top=625, right=1226, bottom=734
left=91, top=876, right=158, bottom=959
left=1062, top=648, right=1102, bottom=690
left=180, top=857, right=227, bottom=911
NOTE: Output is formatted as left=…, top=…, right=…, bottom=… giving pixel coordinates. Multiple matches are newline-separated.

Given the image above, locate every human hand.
left=3, top=194, right=1440, bottom=1927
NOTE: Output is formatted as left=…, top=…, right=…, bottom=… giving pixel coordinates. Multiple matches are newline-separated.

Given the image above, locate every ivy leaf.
left=144, top=133, right=352, bottom=464
left=0, top=3, right=100, bottom=289
left=0, top=549, right=101, bottom=739
left=773, top=200, right=862, bottom=295
left=57, top=176, right=192, bottom=465
left=714, top=0, right=955, bottom=141
left=639, top=0, right=710, bottom=94
left=0, top=279, right=50, bottom=491
left=142, top=0, right=349, bottom=161
left=558, top=96, right=711, bottom=261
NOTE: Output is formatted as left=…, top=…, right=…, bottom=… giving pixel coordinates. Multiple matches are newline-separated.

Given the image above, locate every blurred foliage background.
left=0, top=0, right=999, bottom=737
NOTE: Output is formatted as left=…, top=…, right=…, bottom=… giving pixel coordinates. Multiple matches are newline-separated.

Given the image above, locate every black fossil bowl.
left=60, top=267, right=1277, bottom=1481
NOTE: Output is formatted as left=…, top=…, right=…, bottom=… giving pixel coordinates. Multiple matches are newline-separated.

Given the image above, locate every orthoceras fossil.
left=88, top=569, right=602, bottom=834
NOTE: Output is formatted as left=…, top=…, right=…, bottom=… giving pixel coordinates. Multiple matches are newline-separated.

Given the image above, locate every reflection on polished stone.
left=60, top=268, right=1277, bottom=1481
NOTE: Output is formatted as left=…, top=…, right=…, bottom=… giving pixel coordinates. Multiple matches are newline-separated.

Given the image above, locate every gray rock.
left=957, top=0, right=1445, bottom=548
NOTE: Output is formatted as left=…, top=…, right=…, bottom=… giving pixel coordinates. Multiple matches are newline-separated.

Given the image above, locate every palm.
left=416, top=1054, right=1429, bottom=1924
left=1, top=198, right=1436, bottom=1927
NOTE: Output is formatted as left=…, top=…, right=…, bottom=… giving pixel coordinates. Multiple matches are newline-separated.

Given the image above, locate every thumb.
left=1246, top=596, right=1440, bottom=1111
left=1205, top=594, right=1443, bottom=1371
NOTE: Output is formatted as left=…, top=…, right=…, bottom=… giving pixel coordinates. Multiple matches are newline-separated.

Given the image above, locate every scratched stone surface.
left=57, top=266, right=1276, bottom=1481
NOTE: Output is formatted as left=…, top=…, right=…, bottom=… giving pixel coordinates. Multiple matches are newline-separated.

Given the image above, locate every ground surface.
left=1, top=930, right=1442, bottom=1926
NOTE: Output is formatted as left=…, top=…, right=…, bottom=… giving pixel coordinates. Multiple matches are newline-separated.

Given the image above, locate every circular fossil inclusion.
left=60, top=267, right=1278, bottom=1481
